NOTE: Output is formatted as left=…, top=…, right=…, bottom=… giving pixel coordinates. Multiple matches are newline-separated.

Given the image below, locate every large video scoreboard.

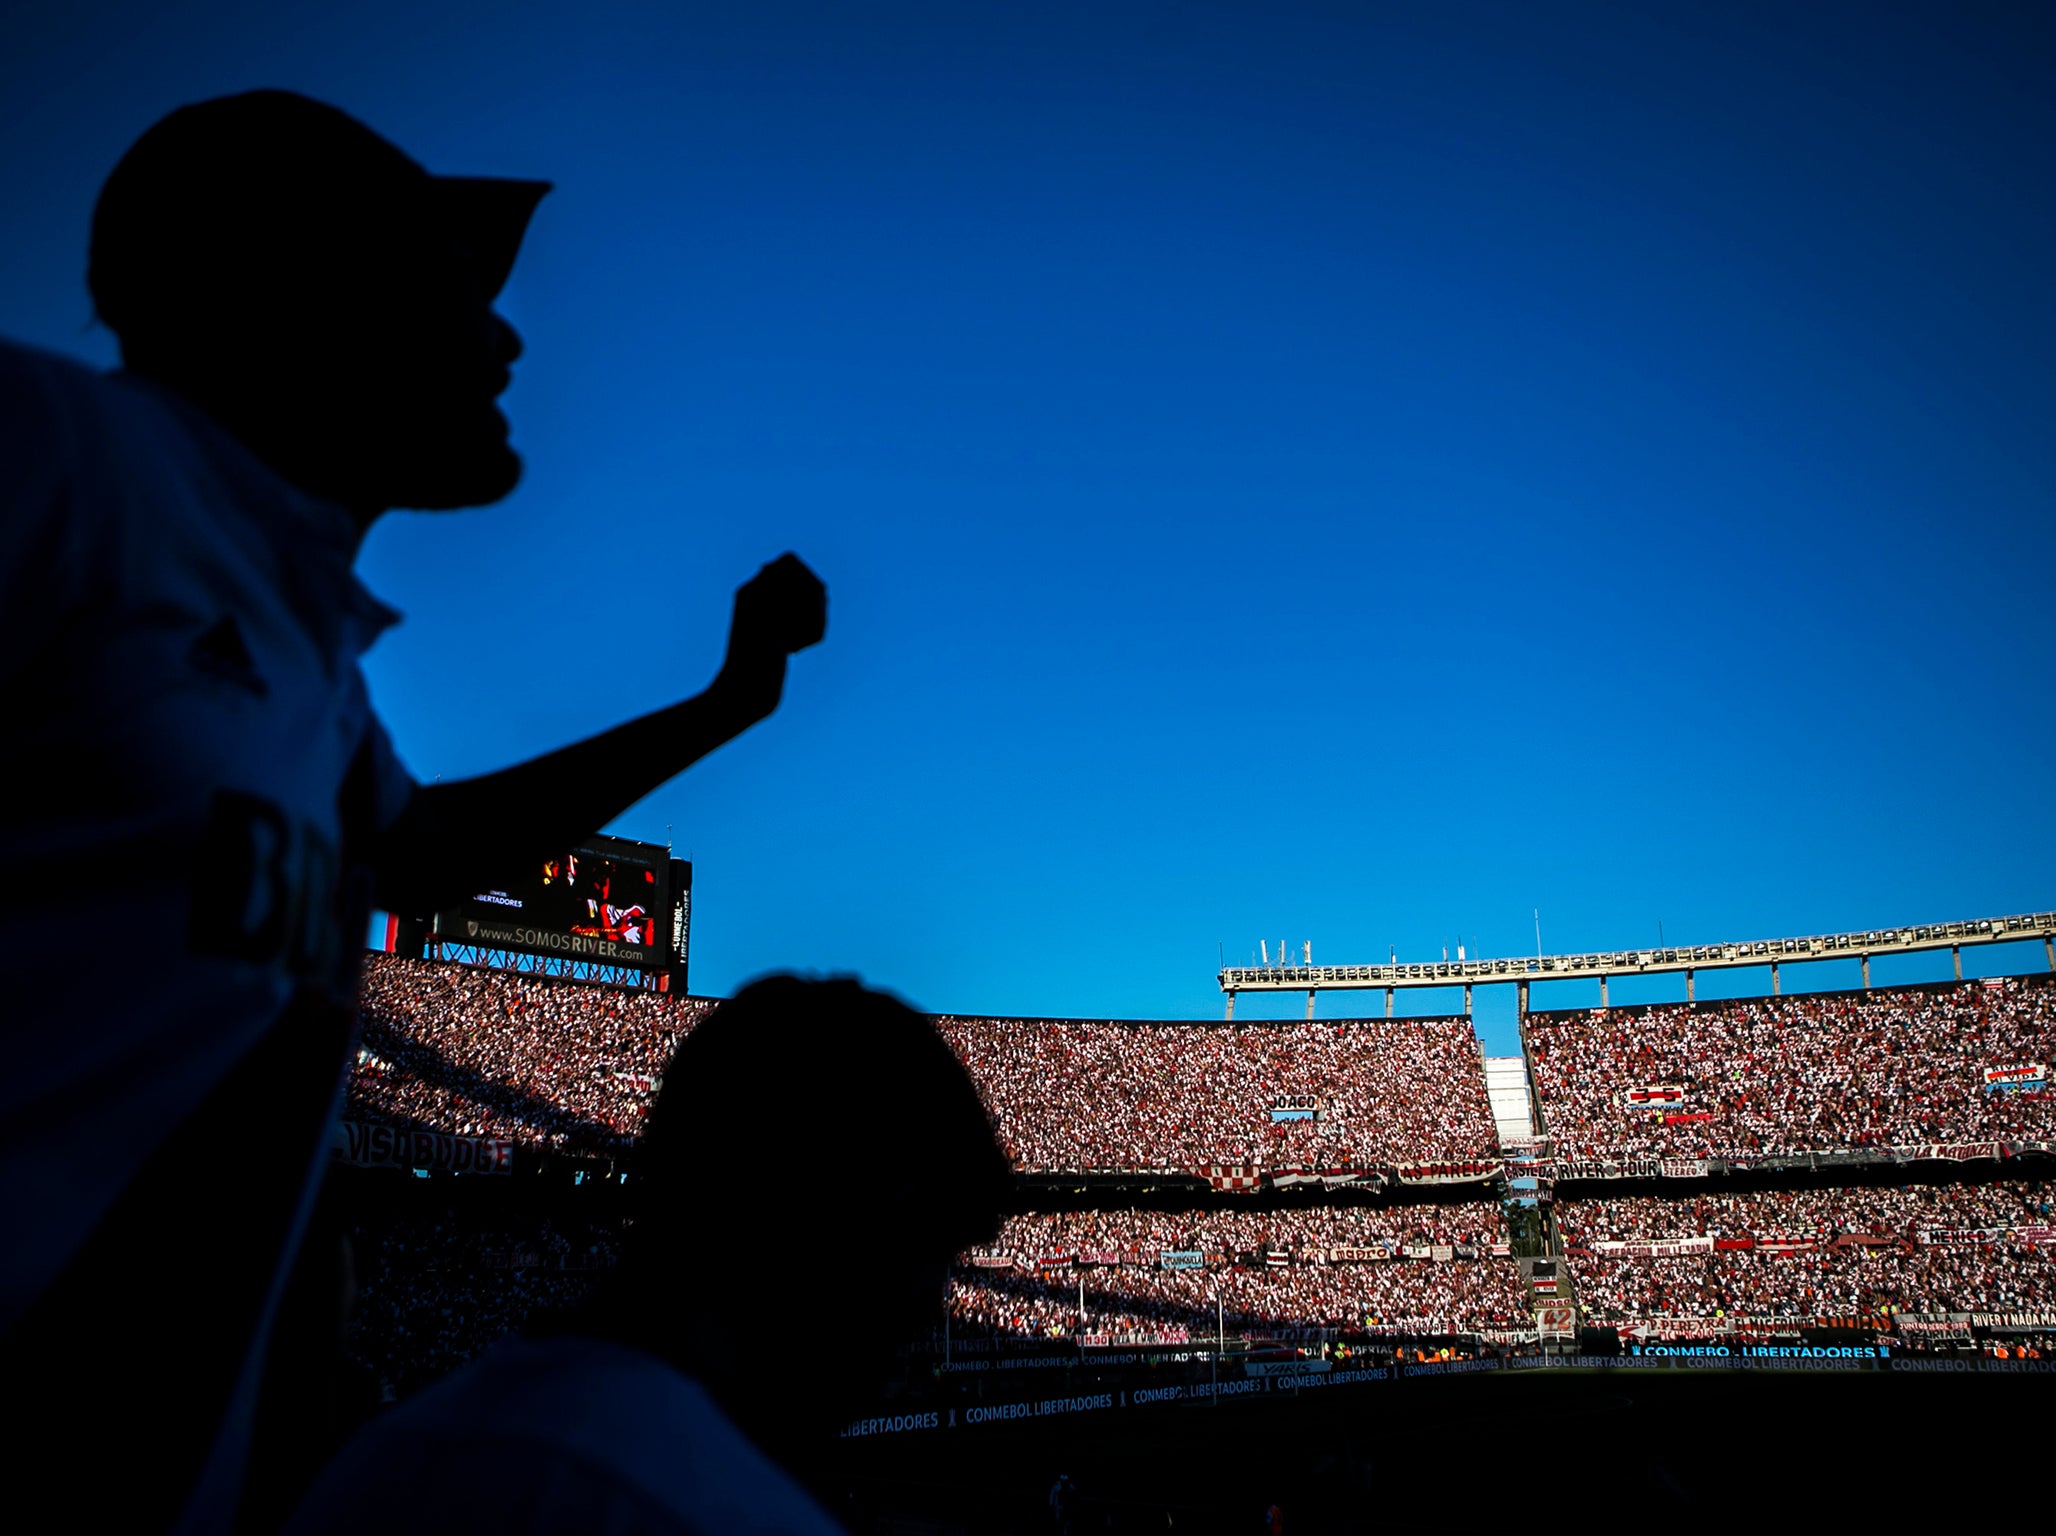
left=435, top=834, right=671, bottom=969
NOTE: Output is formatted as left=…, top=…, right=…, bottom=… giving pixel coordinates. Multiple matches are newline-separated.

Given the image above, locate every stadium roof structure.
left=1218, top=910, right=2056, bottom=1018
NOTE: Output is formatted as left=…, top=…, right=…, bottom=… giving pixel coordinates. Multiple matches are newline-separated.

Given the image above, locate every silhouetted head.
left=610, top=976, right=1010, bottom=1451
left=90, top=90, right=549, bottom=518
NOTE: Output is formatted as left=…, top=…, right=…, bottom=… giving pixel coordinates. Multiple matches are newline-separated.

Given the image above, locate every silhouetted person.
left=284, top=977, right=1012, bottom=1535
left=0, top=90, right=823, bottom=1533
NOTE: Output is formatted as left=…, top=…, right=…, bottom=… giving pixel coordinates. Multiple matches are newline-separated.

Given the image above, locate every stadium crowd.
left=949, top=1202, right=1527, bottom=1338
left=1560, top=1183, right=2056, bottom=1324
left=345, top=1213, right=621, bottom=1400
left=1526, top=977, right=2056, bottom=1160
left=350, top=955, right=713, bottom=1156
left=1557, top=1181, right=2052, bottom=1246
left=1571, top=1242, right=2056, bottom=1323
left=935, top=1014, right=1498, bottom=1171
left=348, top=963, right=1502, bottom=1172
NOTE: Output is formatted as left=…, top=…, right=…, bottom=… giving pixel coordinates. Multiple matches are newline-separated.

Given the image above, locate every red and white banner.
left=967, top=1254, right=1014, bottom=1269
left=1588, top=1236, right=1714, bottom=1257
left=1891, top=1141, right=2001, bottom=1162
left=1619, top=1084, right=1687, bottom=1108
left=335, top=1121, right=513, bottom=1174
left=1391, top=1160, right=1499, bottom=1186
left=1919, top=1227, right=2007, bottom=1246
left=1202, top=1166, right=1263, bottom=1192
left=1080, top=1328, right=1190, bottom=1348
left=1754, top=1236, right=1817, bottom=1254
left=1985, top=1063, right=2046, bottom=1086
left=1330, top=1245, right=1396, bottom=1263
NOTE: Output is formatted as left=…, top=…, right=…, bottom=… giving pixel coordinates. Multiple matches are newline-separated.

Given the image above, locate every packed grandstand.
left=337, top=946, right=2056, bottom=1403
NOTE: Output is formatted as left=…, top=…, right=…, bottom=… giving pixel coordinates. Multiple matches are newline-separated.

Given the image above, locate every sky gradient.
left=4, top=3, right=2052, bottom=1051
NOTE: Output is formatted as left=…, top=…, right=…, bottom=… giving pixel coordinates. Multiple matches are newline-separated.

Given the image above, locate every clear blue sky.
left=5, top=3, right=2052, bottom=1052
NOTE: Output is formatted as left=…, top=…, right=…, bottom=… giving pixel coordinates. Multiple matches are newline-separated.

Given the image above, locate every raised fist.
left=712, top=552, right=827, bottom=722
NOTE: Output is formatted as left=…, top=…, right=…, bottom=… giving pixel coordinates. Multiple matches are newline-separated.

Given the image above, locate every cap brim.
left=433, top=175, right=551, bottom=299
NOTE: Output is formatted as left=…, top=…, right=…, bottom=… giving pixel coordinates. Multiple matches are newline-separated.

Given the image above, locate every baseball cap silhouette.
left=90, top=90, right=549, bottom=344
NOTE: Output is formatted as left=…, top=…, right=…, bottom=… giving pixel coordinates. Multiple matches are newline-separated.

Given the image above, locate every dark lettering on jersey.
left=191, top=788, right=364, bottom=999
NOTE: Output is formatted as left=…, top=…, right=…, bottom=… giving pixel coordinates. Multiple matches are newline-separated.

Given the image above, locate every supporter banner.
left=1272, top=1094, right=1321, bottom=1114
left=1079, top=1329, right=1189, bottom=1348
left=1550, top=1158, right=1663, bottom=1182
left=1391, top=1160, right=1499, bottom=1186
left=1430, top=1244, right=1455, bottom=1262
left=1660, top=1158, right=1711, bottom=1178
left=1402, top=1243, right=1432, bottom=1260
left=1077, top=1250, right=1124, bottom=1266
left=335, top=1121, right=514, bottom=1174
left=610, top=1072, right=658, bottom=1093
left=1891, top=1141, right=2002, bottom=1163
left=1618, top=1084, right=1687, bottom=1108
left=1203, top=1166, right=1263, bottom=1192
left=1897, top=1313, right=1974, bottom=1339
left=1662, top=1113, right=1712, bottom=1125
left=1269, top=1109, right=1316, bottom=1122
left=1984, top=1063, right=2047, bottom=1091
left=1264, top=1250, right=1290, bottom=1269
left=1970, top=1311, right=2056, bottom=1331
left=1321, top=1171, right=1384, bottom=1191
left=1271, top=1172, right=1322, bottom=1188
left=1831, top=1233, right=1899, bottom=1248
left=1590, top=1236, right=1714, bottom=1257
left=968, top=1255, right=1014, bottom=1269
left=1159, top=1250, right=1205, bottom=1270
left=2016, top=1226, right=2056, bottom=1245
left=1330, top=1245, right=1396, bottom=1263
left=1918, top=1227, right=2008, bottom=1246
left=1454, top=1243, right=1480, bottom=1260
left=1037, top=1252, right=1074, bottom=1268
left=1754, top=1236, right=1817, bottom=1254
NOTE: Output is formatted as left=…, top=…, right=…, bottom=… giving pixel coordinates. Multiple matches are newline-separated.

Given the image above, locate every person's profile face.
left=300, top=222, right=526, bottom=512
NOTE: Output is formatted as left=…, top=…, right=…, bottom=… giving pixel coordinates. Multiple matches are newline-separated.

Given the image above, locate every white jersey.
left=0, top=338, right=418, bottom=1525
left=285, top=1336, right=849, bottom=1536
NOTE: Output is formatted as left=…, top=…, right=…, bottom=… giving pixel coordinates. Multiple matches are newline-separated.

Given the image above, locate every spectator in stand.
left=949, top=1202, right=1526, bottom=1338
left=1527, top=978, right=2056, bottom=1161
left=289, top=978, right=1011, bottom=1535
left=937, top=1014, right=1498, bottom=1171
left=1560, top=1181, right=2056, bottom=1325
left=2, top=90, right=832, bottom=1535
left=347, top=973, right=1500, bottom=1172
left=350, top=956, right=714, bottom=1156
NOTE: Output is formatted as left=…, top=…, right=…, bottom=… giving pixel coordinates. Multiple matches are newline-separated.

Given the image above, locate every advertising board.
left=435, top=835, right=669, bottom=968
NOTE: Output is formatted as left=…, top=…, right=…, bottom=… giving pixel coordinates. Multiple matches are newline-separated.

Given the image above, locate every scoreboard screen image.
left=435, top=835, right=669, bottom=968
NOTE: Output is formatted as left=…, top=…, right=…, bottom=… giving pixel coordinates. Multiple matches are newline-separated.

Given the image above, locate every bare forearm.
left=373, top=551, right=825, bottom=916
left=374, top=684, right=762, bottom=914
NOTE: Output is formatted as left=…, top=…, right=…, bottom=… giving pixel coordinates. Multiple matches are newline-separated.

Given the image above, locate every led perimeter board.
left=667, top=858, right=692, bottom=992
left=435, top=834, right=670, bottom=969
